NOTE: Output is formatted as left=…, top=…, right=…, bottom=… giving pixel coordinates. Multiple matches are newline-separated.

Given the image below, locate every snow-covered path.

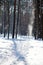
left=0, top=38, right=16, bottom=65
left=0, top=37, right=43, bottom=65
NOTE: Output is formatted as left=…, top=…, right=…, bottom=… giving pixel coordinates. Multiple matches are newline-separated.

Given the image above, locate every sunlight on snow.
left=0, top=36, right=43, bottom=65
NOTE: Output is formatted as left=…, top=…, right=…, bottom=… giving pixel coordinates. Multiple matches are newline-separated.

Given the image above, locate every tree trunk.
left=7, top=1, right=10, bottom=39
left=34, top=0, right=39, bottom=39
left=15, top=0, right=20, bottom=38
left=12, top=0, right=16, bottom=38
left=4, top=0, right=6, bottom=37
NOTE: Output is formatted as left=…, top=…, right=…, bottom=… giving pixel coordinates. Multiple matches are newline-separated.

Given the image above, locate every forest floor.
left=0, top=35, right=43, bottom=65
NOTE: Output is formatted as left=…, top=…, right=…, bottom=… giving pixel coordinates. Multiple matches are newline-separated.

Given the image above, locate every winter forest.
left=0, top=0, right=43, bottom=39
left=0, top=0, right=43, bottom=65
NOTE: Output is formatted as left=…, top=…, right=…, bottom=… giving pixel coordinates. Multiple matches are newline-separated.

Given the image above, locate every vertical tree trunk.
left=18, top=3, right=21, bottom=35
left=15, top=0, right=20, bottom=38
left=40, top=0, right=43, bottom=39
left=34, top=0, right=39, bottom=39
left=7, top=1, right=10, bottom=39
left=4, top=0, right=6, bottom=37
left=12, top=0, right=16, bottom=38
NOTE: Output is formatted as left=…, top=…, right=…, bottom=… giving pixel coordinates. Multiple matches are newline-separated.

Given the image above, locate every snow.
left=0, top=35, right=43, bottom=65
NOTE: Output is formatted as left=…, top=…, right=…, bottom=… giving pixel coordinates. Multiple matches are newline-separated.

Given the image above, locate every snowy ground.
left=0, top=35, right=43, bottom=65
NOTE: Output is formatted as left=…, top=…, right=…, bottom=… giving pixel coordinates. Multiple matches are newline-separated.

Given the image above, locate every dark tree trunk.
left=12, top=0, right=16, bottom=38
left=42, top=14, right=43, bottom=40
left=4, top=1, right=6, bottom=37
left=7, top=1, right=10, bottom=39
left=33, top=0, right=39, bottom=39
left=39, top=0, right=43, bottom=39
